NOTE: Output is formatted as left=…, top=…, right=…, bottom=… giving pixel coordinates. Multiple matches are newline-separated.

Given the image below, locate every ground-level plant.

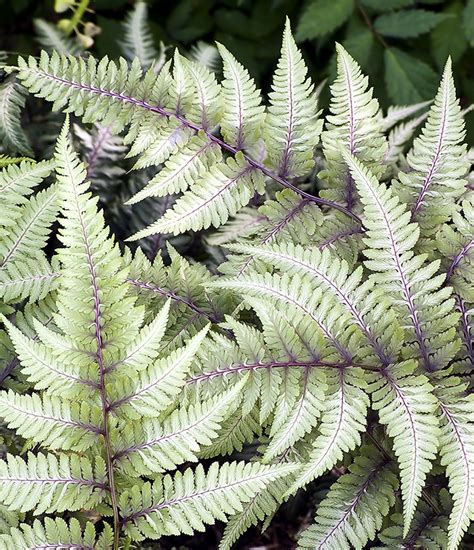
left=0, top=16, right=473, bottom=550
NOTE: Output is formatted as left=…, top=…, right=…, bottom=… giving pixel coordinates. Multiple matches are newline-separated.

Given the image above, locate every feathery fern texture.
left=433, top=374, right=474, bottom=549
left=33, top=18, right=83, bottom=56
left=345, top=153, right=460, bottom=372
left=0, top=120, right=290, bottom=547
left=439, top=197, right=474, bottom=302
left=121, top=1, right=165, bottom=71
left=297, top=446, right=398, bottom=550
left=320, top=43, right=386, bottom=210
left=0, top=159, right=59, bottom=303
left=369, top=361, right=439, bottom=535
left=265, top=19, right=322, bottom=179
left=394, top=58, right=468, bottom=235
left=0, top=518, right=112, bottom=550
left=0, top=76, right=32, bottom=155
left=8, top=23, right=364, bottom=241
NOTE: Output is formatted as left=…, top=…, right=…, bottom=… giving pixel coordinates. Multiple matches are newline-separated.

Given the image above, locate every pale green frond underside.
left=369, top=361, right=439, bottom=536
left=0, top=77, right=32, bottom=155
left=119, top=461, right=296, bottom=540
left=297, top=446, right=398, bottom=550
left=395, top=58, right=468, bottom=235
left=265, top=18, right=322, bottom=179
left=0, top=390, right=102, bottom=451
left=0, top=518, right=103, bottom=550
left=0, top=452, right=107, bottom=515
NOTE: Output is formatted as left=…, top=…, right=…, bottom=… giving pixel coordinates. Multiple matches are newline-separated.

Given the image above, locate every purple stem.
left=127, top=278, right=223, bottom=324
left=34, top=71, right=360, bottom=223
left=446, top=238, right=474, bottom=281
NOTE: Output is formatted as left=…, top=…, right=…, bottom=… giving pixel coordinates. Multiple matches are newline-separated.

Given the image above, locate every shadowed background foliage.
left=2, top=0, right=474, bottom=138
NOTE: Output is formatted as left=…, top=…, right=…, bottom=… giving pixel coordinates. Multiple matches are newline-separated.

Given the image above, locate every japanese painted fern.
left=0, top=19, right=473, bottom=550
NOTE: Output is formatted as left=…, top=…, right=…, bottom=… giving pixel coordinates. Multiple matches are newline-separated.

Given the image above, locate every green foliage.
left=0, top=15, right=472, bottom=550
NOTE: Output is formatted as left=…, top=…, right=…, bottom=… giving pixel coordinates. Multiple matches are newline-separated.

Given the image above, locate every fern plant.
left=0, top=18, right=473, bottom=550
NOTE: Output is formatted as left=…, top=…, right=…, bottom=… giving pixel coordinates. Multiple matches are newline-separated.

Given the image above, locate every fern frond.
left=265, top=19, right=322, bottom=179
left=217, top=43, right=264, bottom=150
left=188, top=41, right=220, bottom=72
left=108, top=325, right=209, bottom=419
left=0, top=256, right=59, bottom=304
left=73, top=122, right=127, bottom=192
left=0, top=518, right=101, bottom=550
left=394, top=58, right=468, bottom=235
left=33, top=19, right=82, bottom=56
left=263, top=365, right=326, bottom=461
left=287, top=367, right=368, bottom=494
left=219, top=473, right=293, bottom=550
left=129, top=153, right=265, bottom=237
left=121, top=1, right=160, bottom=69
left=433, top=375, right=474, bottom=550
left=229, top=241, right=400, bottom=366
left=211, top=271, right=354, bottom=362
left=119, top=461, right=296, bottom=540
left=54, top=117, right=139, bottom=350
left=0, top=184, right=59, bottom=269
left=384, top=111, right=428, bottom=166
left=0, top=391, right=102, bottom=451
left=439, top=198, right=474, bottom=302
left=346, top=153, right=459, bottom=371
left=369, top=361, right=439, bottom=535
left=382, top=100, right=431, bottom=131
left=0, top=159, right=54, bottom=224
left=126, top=133, right=221, bottom=203
left=0, top=314, right=93, bottom=393
left=0, top=154, right=33, bottom=168
left=321, top=44, right=386, bottom=210
left=297, top=446, right=397, bottom=550
left=0, top=452, right=107, bottom=514
left=0, top=77, right=32, bottom=155
left=113, top=382, right=245, bottom=476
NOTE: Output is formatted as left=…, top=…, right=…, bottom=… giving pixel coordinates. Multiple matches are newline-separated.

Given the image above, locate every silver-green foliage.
left=0, top=20, right=473, bottom=550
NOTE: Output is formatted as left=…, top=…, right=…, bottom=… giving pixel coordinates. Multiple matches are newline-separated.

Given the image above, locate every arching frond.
left=287, top=367, right=369, bottom=494
left=0, top=452, right=107, bottom=515
left=369, top=361, right=439, bottom=535
left=346, top=153, right=460, bottom=371
left=0, top=77, right=32, bottom=155
left=433, top=375, right=474, bottom=550
left=297, top=446, right=398, bottom=550
left=119, top=461, right=296, bottom=540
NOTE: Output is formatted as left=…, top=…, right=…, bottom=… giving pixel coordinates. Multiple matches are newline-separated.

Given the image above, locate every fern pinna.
left=0, top=13, right=473, bottom=550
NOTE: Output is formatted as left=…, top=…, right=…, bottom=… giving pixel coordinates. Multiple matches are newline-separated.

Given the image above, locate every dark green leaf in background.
left=463, top=0, right=474, bottom=45
left=360, top=0, right=414, bottom=11
left=296, top=0, right=354, bottom=41
left=385, top=47, right=438, bottom=104
left=431, top=2, right=467, bottom=68
left=375, top=9, right=449, bottom=38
